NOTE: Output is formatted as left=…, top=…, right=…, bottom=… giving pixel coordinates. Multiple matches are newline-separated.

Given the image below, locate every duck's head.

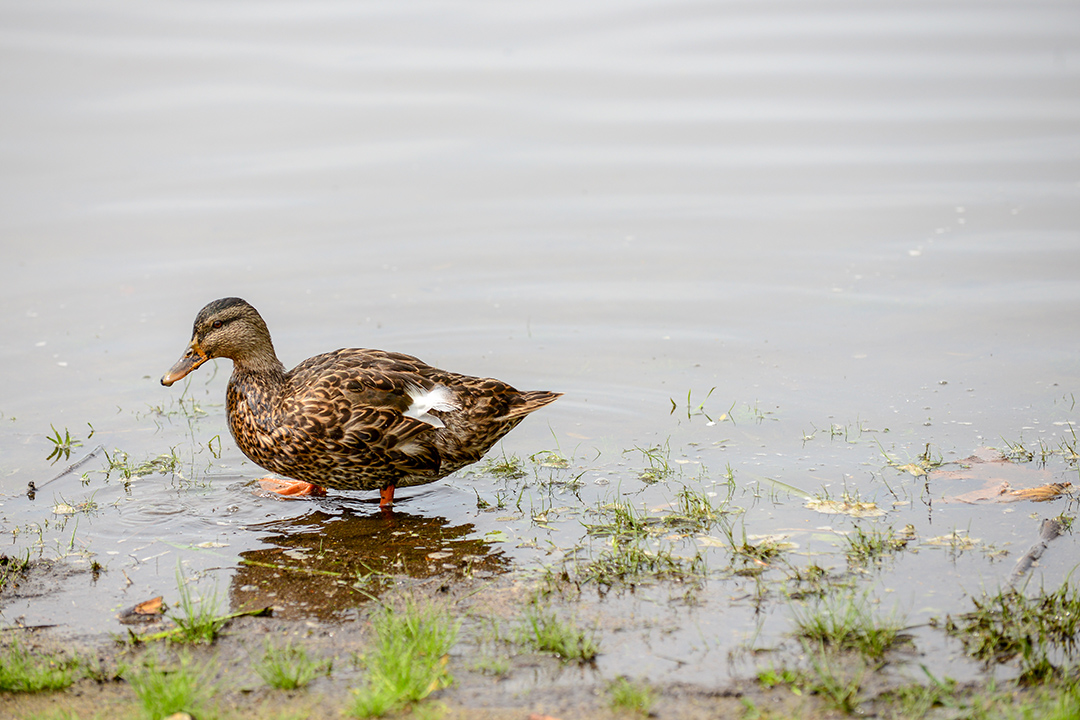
left=161, top=297, right=277, bottom=386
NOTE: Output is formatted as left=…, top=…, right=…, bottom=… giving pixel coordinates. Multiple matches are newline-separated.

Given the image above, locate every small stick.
left=1007, top=517, right=1065, bottom=587
left=33, top=444, right=106, bottom=493
left=132, top=606, right=273, bottom=642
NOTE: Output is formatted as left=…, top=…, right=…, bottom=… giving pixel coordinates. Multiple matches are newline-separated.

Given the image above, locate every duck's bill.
left=161, top=343, right=208, bottom=386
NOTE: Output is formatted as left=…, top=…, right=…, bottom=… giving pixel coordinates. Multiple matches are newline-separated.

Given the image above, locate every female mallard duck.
left=161, top=297, right=560, bottom=508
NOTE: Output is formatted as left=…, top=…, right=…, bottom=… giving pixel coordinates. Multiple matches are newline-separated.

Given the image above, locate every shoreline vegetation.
left=2, top=400, right=1079, bottom=719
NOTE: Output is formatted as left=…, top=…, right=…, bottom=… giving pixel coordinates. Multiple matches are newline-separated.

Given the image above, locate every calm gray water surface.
left=1, top=0, right=1079, bottom=687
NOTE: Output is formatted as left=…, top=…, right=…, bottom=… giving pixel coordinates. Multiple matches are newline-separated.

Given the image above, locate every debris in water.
left=118, top=595, right=167, bottom=624
left=805, top=498, right=885, bottom=518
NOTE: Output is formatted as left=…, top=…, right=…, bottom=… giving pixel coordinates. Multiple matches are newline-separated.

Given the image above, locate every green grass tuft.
left=103, top=448, right=182, bottom=482
left=804, top=652, right=865, bottom=714
left=791, top=591, right=907, bottom=659
left=845, top=523, right=914, bottom=567
left=945, top=582, right=1080, bottom=682
left=625, top=443, right=674, bottom=483
left=125, top=652, right=216, bottom=720
left=0, top=552, right=31, bottom=593
left=0, top=642, right=83, bottom=692
left=348, top=599, right=459, bottom=718
left=481, top=453, right=528, bottom=479
left=167, top=568, right=227, bottom=644
left=607, top=676, right=657, bottom=715
left=515, top=600, right=599, bottom=663
left=256, top=638, right=332, bottom=689
left=45, top=425, right=82, bottom=464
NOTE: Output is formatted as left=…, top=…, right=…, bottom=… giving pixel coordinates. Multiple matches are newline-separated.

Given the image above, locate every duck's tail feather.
left=499, top=391, right=563, bottom=420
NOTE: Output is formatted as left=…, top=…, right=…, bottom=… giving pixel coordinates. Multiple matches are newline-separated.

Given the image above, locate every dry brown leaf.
left=117, top=595, right=167, bottom=624
left=1004, top=482, right=1072, bottom=503
left=942, top=481, right=1072, bottom=504
left=134, top=596, right=165, bottom=615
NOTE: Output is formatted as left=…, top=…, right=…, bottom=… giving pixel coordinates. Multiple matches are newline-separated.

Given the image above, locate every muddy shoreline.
left=2, top=544, right=1076, bottom=720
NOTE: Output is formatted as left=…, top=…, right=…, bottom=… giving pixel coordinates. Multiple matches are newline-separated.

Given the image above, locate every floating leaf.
left=924, top=533, right=978, bottom=549
left=746, top=533, right=799, bottom=551
left=1005, top=482, right=1072, bottom=503
left=805, top=498, right=885, bottom=518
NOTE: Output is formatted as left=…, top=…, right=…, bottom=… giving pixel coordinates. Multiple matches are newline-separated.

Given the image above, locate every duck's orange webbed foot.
left=257, top=478, right=328, bottom=497
left=379, top=485, right=396, bottom=509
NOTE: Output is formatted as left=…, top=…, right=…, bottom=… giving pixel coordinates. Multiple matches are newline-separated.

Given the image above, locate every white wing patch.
left=403, top=383, right=459, bottom=428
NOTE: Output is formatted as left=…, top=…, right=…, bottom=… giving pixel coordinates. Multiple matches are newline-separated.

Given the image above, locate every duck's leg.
left=257, top=477, right=327, bottom=497
left=379, top=484, right=396, bottom=508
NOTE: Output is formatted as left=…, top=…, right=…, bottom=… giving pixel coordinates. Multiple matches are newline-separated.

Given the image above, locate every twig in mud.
left=1007, top=517, right=1065, bottom=587
left=130, top=606, right=273, bottom=643
left=31, top=444, right=106, bottom=496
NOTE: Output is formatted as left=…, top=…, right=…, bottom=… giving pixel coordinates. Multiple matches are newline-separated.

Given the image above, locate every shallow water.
left=2, top=0, right=1080, bottom=693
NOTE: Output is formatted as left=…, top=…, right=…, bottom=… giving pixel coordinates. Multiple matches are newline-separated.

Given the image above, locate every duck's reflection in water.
left=231, top=506, right=509, bottom=620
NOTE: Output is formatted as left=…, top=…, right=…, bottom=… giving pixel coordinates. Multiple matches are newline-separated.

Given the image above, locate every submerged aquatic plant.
left=945, top=582, right=1080, bottom=681
left=584, top=496, right=656, bottom=539
left=515, top=600, right=598, bottom=663
left=791, top=591, right=908, bottom=659
left=530, top=448, right=571, bottom=469
left=670, top=386, right=729, bottom=423
left=785, top=563, right=840, bottom=600
left=720, top=524, right=792, bottom=572
left=845, top=523, right=915, bottom=567
left=625, top=442, right=675, bottom=483
left=665, top=483, right=731, bottom=533
left=168, top=569, right=227, bottom=644
left=481, top=453, right=528, bottom=480
left=103, top=448, right=182, bottom=482
left=585, top=482, right=729, bottom=541
left=45, top=424, right=82, bottom=464
left=575, top=536, right=707, bottom=588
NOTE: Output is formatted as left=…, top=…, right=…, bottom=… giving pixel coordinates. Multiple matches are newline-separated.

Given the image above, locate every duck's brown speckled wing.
left=226, top=351, right=437, bottom=491
left=229, top=347, right=560, bottom=492
left=280, top=350, right=453, bottom=485
left=291, top=348, right=541, bottom=424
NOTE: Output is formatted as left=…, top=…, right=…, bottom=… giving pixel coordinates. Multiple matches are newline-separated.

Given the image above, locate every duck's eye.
left=211, top=320, right=223, bottom=329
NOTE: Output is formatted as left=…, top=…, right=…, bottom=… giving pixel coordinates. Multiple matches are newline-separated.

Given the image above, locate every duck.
left=160, top=297, right=561, bottom=508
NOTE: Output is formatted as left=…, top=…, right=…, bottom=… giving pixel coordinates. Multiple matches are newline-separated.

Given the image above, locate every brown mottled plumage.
left=161, top=298, right=560, bottom=506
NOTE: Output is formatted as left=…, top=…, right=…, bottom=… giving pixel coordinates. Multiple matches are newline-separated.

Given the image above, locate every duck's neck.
left=226, top=352, right=287, bottom=441
left=227, top=349, right=288, bottom=430
left=227, top=318, right=287, bottom=382
left=232, top=350, right=287, bottom=383
left=230, top=334, right=287, bottom=382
